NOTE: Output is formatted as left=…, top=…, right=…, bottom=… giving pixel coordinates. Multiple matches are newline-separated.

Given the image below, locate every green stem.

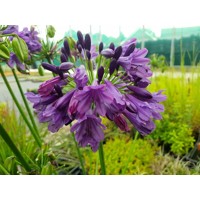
left=0, top=66, right=42, bottom=147
left=0, top=124, right=32, bottom=172
left=12, top=68, right=41, bottom=140
left=98, top=141, right=106, bottom=175
left=70, top=124, right=86, bottom=175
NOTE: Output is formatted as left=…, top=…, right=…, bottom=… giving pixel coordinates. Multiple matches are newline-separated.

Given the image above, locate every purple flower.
left=69, top=83, right=113, bottom=117
left=123, top=109, right=155, bottom=135
left=18, top=27, right=41, bottom=53
left=25, top=31, right=166, bottom=151
left=113, top=114, right=130, bottom=132
left=2, top=25, right=18, bottom=34
left=7, top=53, right=25, bottom=71
left=38, top=76, right=67, bottom=96
left=122, top=38, right=137, bottom=55
left=73, top=65, right=88, bottom=89
left=71, top=112, right=105, bottom=151
left=101, top=48, right=115, bottom=58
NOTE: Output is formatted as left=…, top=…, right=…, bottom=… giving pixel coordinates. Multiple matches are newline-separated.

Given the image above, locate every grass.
left=0, top=102, right=81, bottom=174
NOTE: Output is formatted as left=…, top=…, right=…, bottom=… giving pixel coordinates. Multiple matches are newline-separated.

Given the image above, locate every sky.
left=2, top=0, right=200, bottom=40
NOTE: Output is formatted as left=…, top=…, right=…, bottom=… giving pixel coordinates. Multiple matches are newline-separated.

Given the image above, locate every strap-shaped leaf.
left=0, top=44, right=10, bottom=60
left=12, top=37, right=28, bottom=62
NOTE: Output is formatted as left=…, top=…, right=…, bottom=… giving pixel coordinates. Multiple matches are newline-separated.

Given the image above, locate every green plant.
left=150, top=54, right=168, bottom=72
left=149, top=113, right=195, bottom=156
left=0, top=103, right=82, bottom=175
left=151, top=152, right=194, bottom=175
left=84, top=135, right=160, bottom=175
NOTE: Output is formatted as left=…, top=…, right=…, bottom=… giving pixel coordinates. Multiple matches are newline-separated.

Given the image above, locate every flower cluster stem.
left=0, top=66, right=42, bottom=147
left=70, top=124, right=86, bottom=175
left=98, top=141, right=106, bottom=175
left=12, top=68, right=41, bottom=141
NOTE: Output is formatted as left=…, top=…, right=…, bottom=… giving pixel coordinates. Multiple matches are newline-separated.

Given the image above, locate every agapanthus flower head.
left=18, top=26, right=42, bottom=53
left=26, top=30, right=166, bottom=152
left=5, top=26, right=42, bottom=73
left=2, top=25, right=19, bottom=34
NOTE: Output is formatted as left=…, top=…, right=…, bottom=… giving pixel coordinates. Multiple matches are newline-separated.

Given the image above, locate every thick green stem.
left=70, top=125, right=86, bottom=175
left=12, top=68, right=41, bottom=140
left=98, top=141, right=106, bottom=175
left=0, top=66, right=42, bottom=147
left=0, top=124, right=32, bottom=172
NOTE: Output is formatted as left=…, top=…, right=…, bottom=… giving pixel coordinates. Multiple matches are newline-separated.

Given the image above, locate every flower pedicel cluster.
left=26, top=31, right=166, bottom=151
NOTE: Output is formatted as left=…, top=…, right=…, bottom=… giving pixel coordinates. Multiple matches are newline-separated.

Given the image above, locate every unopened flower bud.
left=116, top=63, right=120, bottom=71
left=127, top=85, right=152, bottom=99
left=99, top=42, right=103, bottom=53
left=124, top=43, right=135, bottom=57
left=54, top=84, right=63, bottom=97
left=98, top=66, right=104, bottom=84
left=77, top=31, right=84, bottom=48
left=77, top=44, right=82, bottom=53
left=61, top=47, right=66, bottom=55
left=42, top=63, right=58, bottom=74
left=64, top=40, right=71, bottom=56
left=101, top=48, right=114, bottom=58
left=114, top=114, right=130, bottom=132
left=113, top=46, right=122, bottom=60
left=85, top=34, right=91, bottom=51
left=109, top=59, right=117, bottom=75
left=59, top=62, right=74, bottom=72
left=60, top=53, right=68, bottom=63
left=109, top=42, right=115, bottom=50
left=86, top=50, right=91, bottom=60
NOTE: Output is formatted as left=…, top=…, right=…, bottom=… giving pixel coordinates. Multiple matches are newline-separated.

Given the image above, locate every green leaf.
left=0, top=44, right=10, bottom=60
left=12, top=37, right=29, bottom=62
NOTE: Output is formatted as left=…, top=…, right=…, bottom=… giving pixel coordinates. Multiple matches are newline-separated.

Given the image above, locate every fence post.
left=170, top=27, right=175, bottom=66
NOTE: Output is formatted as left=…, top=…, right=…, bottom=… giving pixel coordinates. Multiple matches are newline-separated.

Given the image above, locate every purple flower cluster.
left=26, top=31, right=166, bottom=151
left=2, top=25, right=42, bottom=70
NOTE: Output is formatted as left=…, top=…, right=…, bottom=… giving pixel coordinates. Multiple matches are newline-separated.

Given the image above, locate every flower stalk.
left=98, top=141, right=106, bottom=175
left=0, top=124, right=32, bottom=172
left=0, top=65, right=42, bottom=147
left=11, top=68, right=41, bottom=140
left=70, top=125, right=86, bottom=175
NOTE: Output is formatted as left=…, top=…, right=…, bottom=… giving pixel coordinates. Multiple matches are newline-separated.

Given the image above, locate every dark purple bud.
left=109, top=42, right=115, bottom=50
left=101, top=48, right=114, bottom=58
left=109, top=59, right=117, bottom=75
left=114, top=114, right=130, bottom=132
left=61, top=47, right=66, bottom=55
left=85, top=33, right=91, bottom=51
left=98, top=66, right=104, bottom=84
left=113, top=46, right=122, bottom=60
left=127, top=85, right=152, bottom=99
left=99, top=42, right=104, bottom=53
left=59, top=62, right=74, bottom=72
left=116, top=63, right=120, bottom=71
left=54, top=84, right=63, bottom=97
left=77, top=44, right=82, bottom=53
left=42, top=63, right=58, bottom=74
left=77, top=31, right=84, bottom=48
left=124, top=43, right=135, bottom=57
left=86, top=50, right=91, bottom=60
left=64, top=40, right=71, bottom=56
left=60, top=53, right=68, bottom=63
left=136, top=78, right=150, bottom=88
